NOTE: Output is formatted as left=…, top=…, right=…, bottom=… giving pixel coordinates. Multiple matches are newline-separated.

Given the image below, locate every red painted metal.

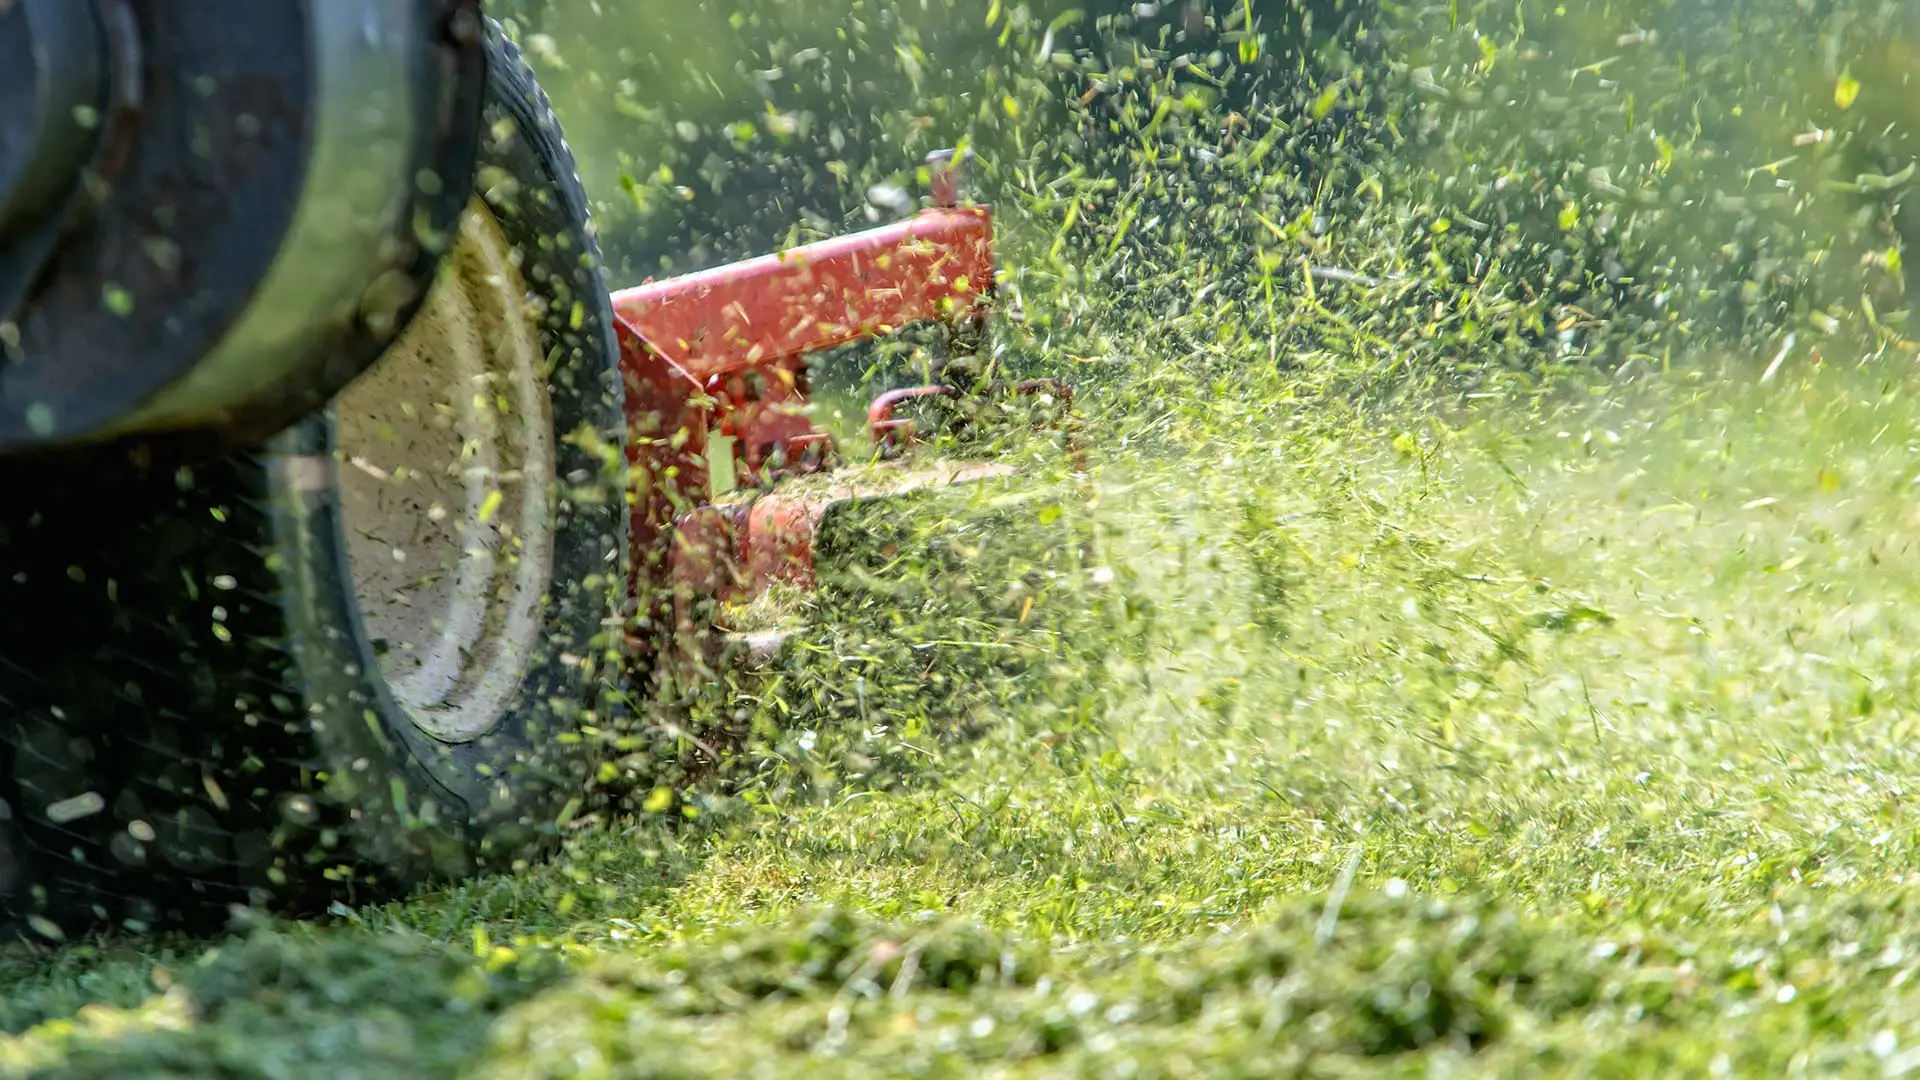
left=736, top=460, right=1017, bottom=596
left=614, top=202, right=997, bottom=571
left=869, top=378, right=1084, bottom=467
left=701, top=363, right=834, bottom=480
left=614, top=324, right=711, bottom=666
left=665, top=459, right=1020, bottom=608
left=612, top=205, right=994, bottom=490
left=613, top=203, right=1004, bottom=674
left=654, top=458, right=1022, bottom=684
left=866, top=385, right=955, bottom=450
left=742, top=496, right=821, bottom=593
left=610, top=207, right=994, bottom=382
left=609, top=166, right=1080, bottom=681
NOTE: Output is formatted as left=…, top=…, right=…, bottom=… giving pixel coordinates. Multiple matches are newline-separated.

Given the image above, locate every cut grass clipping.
left=9, top=0, right=1920, bottom=1077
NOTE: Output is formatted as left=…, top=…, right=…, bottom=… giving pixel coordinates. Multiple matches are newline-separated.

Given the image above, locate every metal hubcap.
left=335, top=199, right=556, bottom=744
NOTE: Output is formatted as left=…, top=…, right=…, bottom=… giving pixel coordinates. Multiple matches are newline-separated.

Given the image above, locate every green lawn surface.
left=8, top=357, right=1920, bottom=1078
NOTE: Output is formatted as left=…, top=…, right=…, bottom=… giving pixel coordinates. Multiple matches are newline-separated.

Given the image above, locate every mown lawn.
left=8, top=357, right=1920, bottom=1077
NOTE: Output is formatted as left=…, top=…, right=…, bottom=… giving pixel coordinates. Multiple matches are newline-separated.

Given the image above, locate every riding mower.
left=0, top=1, right=1083, bottom=937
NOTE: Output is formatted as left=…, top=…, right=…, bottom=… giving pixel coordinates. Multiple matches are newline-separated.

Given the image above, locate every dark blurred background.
left=493, top=0, right=1920, bottom=376
left=488, top=0, right=1372, bottom=281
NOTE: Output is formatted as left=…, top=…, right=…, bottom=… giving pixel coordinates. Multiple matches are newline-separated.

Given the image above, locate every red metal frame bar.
left=868, top=377, right=1080, bottom=454
left=610, top=207, right=993, bottom=382
left=613, top=206, right=993, bottom=484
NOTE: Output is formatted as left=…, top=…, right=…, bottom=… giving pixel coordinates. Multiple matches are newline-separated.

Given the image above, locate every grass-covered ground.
left=0, top=0, right=1909, bottom=1073
left=9, top=355, right=1920, bottom=1076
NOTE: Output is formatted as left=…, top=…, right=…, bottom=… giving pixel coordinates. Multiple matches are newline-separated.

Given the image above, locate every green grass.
left=6, top=2, right=1911, bottom=1073
left=13, top=355, right=1920, bottom=1076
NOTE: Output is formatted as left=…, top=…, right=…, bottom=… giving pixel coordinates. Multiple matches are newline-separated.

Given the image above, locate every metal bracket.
left=925, top=148, right=973, bottom=209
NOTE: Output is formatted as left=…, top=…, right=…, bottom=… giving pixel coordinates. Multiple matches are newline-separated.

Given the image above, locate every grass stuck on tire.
left=0, top=20, right=628, bottom=937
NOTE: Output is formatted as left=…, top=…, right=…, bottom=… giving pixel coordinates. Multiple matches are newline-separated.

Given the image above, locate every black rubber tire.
left=0, top=21, right=627, bottom=937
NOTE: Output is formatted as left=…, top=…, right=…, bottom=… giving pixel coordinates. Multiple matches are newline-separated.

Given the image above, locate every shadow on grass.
left=0, top=463, right=1112, bottom=1077
left=0, top=809, right=720, bottom=1077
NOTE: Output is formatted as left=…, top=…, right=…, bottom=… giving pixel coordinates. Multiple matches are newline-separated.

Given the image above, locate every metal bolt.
left=925, top=148, right=973, bottom=208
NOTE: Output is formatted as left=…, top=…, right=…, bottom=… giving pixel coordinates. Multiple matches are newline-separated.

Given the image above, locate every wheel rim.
left=334, top=198, right=557, bottom=744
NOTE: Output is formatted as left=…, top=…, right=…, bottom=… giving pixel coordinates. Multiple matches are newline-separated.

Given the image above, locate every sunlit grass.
left=13, top=357, right=1920, bottom=1075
